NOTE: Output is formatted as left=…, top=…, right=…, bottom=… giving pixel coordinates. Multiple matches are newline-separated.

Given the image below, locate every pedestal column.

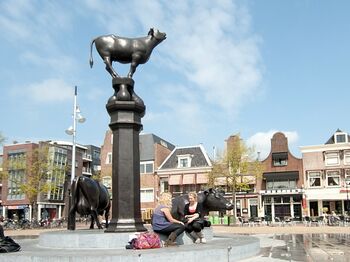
left=105, top=77, right=147, bottom=232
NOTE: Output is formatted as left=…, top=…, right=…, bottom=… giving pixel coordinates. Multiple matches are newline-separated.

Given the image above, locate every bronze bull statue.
left=68, top=176, right=110, bottom=230
left=89, top=28, right=166, bottom=78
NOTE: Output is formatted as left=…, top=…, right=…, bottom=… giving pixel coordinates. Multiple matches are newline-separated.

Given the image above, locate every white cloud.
left=247, top=130, right=299, bottom=160
left=21, top=52, right=78, bottom=74
left=22, top=78, right=74, bottom=103
left=83, top=0, right=263, bottom=115
left=0, top=0, right=73, bottom=49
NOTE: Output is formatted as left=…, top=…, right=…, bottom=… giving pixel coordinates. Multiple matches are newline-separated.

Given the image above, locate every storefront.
left=261, top=189, right=303, bottom=221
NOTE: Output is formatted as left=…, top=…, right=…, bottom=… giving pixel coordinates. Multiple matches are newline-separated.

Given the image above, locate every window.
left=179, top=158, right=188, bottom=167
left=272, top=153, right=288, bottom=166
left=266, top=179, right=296, bottom=189
left=308, top=171, right=321, bottom=187
left=335, top=133, right=347, bottom=143
left=325, top=152, right=340, bottom=166
left=344, top=151, right=350, bottom=165
left=106, top=152, right=112, bottom=164
left=183, top=184, right=196, bottom=193
left=140, top=161, right=154, bottom=174
left=177, top=154, right=192, bottom=168
left=345, top=170, right=350, bottom=187
left=160, top=179, right=168, bottom=193
left=93, top=150, right=100, bottom=159
left=140, top=188, right=154, bottom=202
left=327, top=171, right=340, bottom=187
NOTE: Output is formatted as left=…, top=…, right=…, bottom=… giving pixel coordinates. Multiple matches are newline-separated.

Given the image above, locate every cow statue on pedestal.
left=89, top=28, right=166, bottom=78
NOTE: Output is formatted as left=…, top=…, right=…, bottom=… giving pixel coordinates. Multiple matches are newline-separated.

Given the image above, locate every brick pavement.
left=4, top=224, right=350, bottom=238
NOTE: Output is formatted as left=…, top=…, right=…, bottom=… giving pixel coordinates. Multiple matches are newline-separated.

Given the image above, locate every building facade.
left=257, top=132, right=304, bottom=221
left=157, top=144, right=212, bottom=197
left=300, top=129, right=350, bottom=216
left=1, top=140, right=98, bottom=220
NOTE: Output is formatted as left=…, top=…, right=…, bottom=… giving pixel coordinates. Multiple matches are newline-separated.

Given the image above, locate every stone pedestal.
left=105, top=77, right=147, bottom=232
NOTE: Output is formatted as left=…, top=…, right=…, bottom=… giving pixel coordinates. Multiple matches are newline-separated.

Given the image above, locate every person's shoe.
left=196, top=231, right=206, bottom=244
left=164, top=232, right=177, bottom=247
left=189, top=231, right=198, bottom=243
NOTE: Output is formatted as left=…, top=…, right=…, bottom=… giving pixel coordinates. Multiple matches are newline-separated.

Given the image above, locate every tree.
left=0, top=132, right=5, bottom=145
left=208, top=134, right=263, bottom=219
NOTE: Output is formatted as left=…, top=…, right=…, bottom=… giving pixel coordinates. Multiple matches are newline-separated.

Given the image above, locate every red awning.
left=183, top=174, right=195, bottom=184
left=196, top=173, right=208, bottom=184
left=169, top=175, right=182, bottom=185
left=215, top=177, right=227, bottom=185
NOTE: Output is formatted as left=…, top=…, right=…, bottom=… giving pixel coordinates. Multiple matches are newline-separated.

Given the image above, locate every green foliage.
left=208, top=135, right=263, bottom=194
left=0, top=132, right=5, bottom=145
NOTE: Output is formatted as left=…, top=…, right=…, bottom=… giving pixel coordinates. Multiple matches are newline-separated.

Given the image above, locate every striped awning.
left=196, top=173, right=208, bottom=184
left=183, top=174, right=195, bottom=184
left=169, top=175, right=182, bottom=185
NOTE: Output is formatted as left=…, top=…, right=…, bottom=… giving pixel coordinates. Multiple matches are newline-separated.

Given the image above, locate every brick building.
left=257, top=132, right=304, bottom=221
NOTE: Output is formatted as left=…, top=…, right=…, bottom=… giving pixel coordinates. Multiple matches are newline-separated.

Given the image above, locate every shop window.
left=282, top=196, right=290, bottom=203
left=274, top=197, right=282, bottom=203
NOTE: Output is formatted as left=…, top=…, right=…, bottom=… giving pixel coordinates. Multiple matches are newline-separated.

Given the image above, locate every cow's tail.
left=89, top=38, right=96, bottom=68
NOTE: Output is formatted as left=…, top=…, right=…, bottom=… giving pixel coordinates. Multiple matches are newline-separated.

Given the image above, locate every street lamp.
left=65, top=86, right=86, bottom=184
left=65, top=85, right=85, bottom=230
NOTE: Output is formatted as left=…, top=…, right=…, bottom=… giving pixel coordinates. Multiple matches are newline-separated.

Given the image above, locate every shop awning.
left=263, top=171, right=299, bottom=180
left=196, top=173, right=208, bottom=184
left=215, top=177, right=227, bottom=185
left=183, top=174, right=195, bottom=184
left=169, top=175, right=182, bottom=185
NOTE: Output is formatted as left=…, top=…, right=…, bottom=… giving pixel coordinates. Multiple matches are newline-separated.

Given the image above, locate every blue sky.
left=1, top=0, right=350, bottom=159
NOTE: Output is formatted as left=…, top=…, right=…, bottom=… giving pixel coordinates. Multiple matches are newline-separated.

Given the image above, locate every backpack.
left=131, top=232, right=162, bottom=249
left=0, top=236, right=21, bottom=253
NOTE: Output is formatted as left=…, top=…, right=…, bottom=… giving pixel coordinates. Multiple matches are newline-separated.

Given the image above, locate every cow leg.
left=90, top=214, right=95, bottom=229
left=105, top=206, right=110, bottom=229
left=91, top=209, right=102, bottom=229
left=128, top=54, right=141, bottom=78
left=103, top=57, right=119, bottom=78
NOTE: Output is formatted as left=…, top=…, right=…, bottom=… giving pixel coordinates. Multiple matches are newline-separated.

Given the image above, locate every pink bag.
left=132, top=232, right=162, bottom=249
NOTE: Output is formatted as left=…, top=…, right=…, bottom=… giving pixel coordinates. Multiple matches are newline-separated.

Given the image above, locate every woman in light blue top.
left=152, top=192, right=185, bottom=246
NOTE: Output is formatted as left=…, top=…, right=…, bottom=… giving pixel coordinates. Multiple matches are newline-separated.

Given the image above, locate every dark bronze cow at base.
left=89, top=28, right=166, bottom=78
left=171, top=188, right=234, bottom=220
left=68, top=176, right=111, bottom=230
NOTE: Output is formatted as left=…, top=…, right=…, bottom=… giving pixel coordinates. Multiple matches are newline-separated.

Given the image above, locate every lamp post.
left=66, top=85, right=85, bottom=230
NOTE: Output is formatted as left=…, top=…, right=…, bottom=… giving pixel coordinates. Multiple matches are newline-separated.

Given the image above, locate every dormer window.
left=177, top=154, right=192, bottom=168
left=335, top=132, right=348, bottom=144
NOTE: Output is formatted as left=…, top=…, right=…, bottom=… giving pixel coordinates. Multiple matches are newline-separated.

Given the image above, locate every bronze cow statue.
left=68, top=176, right=110, bottom=229
left=171, top=188, right=234, bottom=220
left=89, top=28, right=166, bottom=78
